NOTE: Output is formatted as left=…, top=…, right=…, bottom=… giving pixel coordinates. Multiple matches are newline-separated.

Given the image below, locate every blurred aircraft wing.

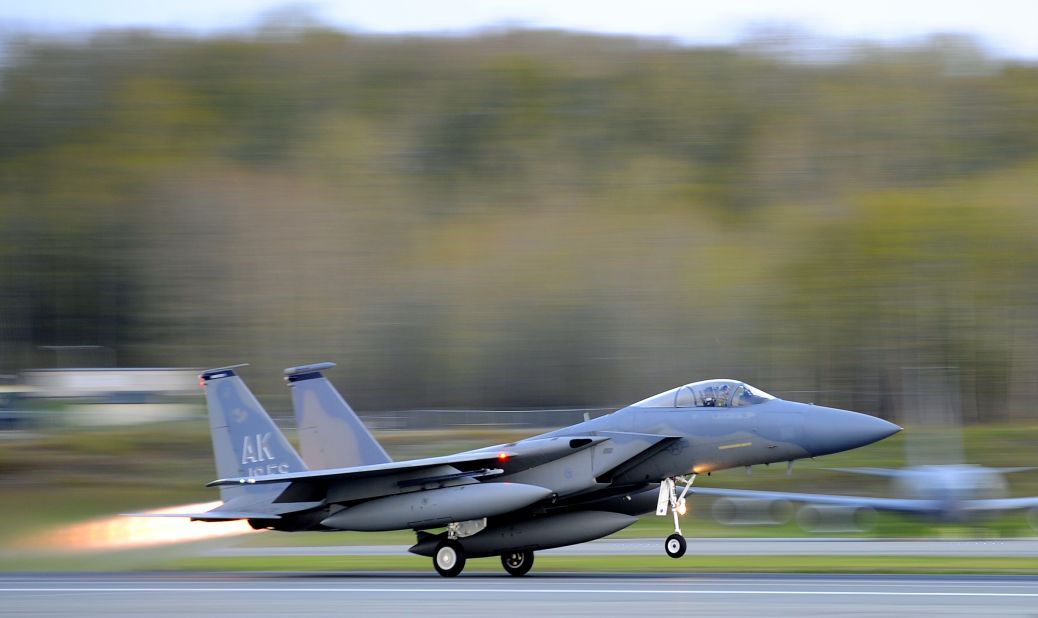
left=961, top=496, right=1038, bottom=512
left=823, top=467, right=911, bottom=478
left=990, top=467, right=1038, bottom=475
left=693, top=486, right=932, bottom=513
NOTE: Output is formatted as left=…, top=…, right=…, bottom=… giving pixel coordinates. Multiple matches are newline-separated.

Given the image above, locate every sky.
left=2, top=0, right=1038, bottom=59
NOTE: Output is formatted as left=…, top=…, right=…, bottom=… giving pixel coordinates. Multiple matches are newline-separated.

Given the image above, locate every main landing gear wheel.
left=665, top=533, right=686, bottom=559
left=433, top=540, right=466, bottom=577
left=501, top=550, right=534, bottom=576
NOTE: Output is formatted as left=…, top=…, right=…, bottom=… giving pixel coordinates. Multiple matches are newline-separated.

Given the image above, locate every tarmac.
left=4, top=572, right=1038, bottom=616
left=214, top=536, right=1038, bottom=557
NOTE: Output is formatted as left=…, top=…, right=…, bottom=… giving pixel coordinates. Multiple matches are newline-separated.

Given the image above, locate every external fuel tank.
left=321, top=482, right=552, bottom=531
left=408, top=510, right=637, bottom=558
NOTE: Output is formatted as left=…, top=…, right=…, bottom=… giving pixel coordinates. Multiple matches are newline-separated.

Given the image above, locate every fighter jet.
left=156, top=363, right=899, bottom=576
left=695, top=464, right=1038, bottom=528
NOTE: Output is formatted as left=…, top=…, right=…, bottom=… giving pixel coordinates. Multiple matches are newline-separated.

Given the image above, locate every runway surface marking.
left=5, top=586, right=1038, bottom=597
left=8, top=576, right=1036, bottom=617
left=210, top=537, right=1038, bottom=557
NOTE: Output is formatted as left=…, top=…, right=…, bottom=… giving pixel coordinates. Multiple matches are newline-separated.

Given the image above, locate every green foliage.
left=156, top=554, right=1038, bottom=575
left=2, top=27, right=1038, bottom=416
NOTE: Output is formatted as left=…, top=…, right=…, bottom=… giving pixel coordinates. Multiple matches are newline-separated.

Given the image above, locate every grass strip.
left=162, top=554, right=1038, bottom=575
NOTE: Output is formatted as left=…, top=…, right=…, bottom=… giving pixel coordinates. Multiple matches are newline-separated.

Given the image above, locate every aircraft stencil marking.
left=718, top=442, right=752, bottom=450
left=241, top=433, right=274, bottom=464
left=248, top=462, right=290, bottom=476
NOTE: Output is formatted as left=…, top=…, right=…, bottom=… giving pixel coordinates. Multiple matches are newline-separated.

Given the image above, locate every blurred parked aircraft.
left=696, top=464, right=1038, bottom=529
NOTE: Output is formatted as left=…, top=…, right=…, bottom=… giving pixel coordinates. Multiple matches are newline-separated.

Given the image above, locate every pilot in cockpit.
left=702, top=386, right=716, bottom=407
left=716, top=383, right=731, bottom=405
left=704, top=383, right=732, bottom=407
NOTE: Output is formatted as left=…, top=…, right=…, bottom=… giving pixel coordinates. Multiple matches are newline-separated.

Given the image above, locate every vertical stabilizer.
left=200, top=364, right=307, bottom=502
left=285, top=362, right=392, bottom=469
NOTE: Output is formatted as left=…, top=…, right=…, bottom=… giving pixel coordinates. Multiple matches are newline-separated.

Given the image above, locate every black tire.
left=664, top=533, right=686, bottom=559
left=501, top=550, right=534, bottom=576
left=433, top=540, right=466, bottom=577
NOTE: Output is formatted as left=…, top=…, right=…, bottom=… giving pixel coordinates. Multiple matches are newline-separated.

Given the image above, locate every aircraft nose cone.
left=802, top=407, right=900, bottom=457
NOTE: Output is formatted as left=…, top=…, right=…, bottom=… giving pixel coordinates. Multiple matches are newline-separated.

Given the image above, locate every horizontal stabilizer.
left=124, top=511, right=281, bottom=521
left=124, top=496, right=323, bottom=520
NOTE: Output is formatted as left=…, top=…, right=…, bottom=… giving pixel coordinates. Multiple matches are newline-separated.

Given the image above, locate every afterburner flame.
left=21, top=501, right=255, bottom=552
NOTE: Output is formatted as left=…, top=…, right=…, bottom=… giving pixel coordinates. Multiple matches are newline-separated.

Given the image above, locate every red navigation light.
left=198, top=377, right=206, bottom=389
left=497, top=452, right=509, bottom=462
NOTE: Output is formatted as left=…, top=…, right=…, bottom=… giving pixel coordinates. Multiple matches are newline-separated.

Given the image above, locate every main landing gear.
left=501, top=550, right=534, bottom=576
left=431, top=521, right=536, bottom=577
left=433, top=539, right=466, bottom=577
left=656, top=473, right=696, bottom=559
left=431, top=541, right=536, bottom=577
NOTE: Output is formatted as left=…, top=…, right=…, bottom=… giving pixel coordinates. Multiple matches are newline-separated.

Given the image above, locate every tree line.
left=2, top=25, right=1037, bottom=421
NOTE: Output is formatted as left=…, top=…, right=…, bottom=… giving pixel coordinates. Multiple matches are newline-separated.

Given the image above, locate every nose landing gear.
left=665, top=533, right=687, bottom=558
left=656, top=474, right=696, bottom=559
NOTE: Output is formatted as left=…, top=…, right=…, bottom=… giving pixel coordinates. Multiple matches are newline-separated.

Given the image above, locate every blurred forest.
left=2, top=23, right=1038, bottom=420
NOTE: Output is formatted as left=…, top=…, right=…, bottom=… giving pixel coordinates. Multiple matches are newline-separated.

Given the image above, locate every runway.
left=214, top=536, right=1038, bottom=557
left=4, top=573, right=1037, bottom=617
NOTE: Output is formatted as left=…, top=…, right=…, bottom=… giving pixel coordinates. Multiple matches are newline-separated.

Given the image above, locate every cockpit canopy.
left=631, top=379, right=776, bottom=409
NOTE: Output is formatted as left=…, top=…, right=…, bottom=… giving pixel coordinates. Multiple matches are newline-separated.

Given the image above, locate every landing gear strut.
left=656, top=473, right=696, bottom=559
left=501, top=550, right=534, bottom=576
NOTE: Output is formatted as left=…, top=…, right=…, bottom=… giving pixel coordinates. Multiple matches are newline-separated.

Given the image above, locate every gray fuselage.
left=488, top=397, right=898, bottom=499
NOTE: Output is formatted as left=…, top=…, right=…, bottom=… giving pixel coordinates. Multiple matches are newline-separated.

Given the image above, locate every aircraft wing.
left=207, top=435, right=612, bottom=508
left=693, top=486, right=933, bottom=514
left=207, top=451, right=511, bottom=488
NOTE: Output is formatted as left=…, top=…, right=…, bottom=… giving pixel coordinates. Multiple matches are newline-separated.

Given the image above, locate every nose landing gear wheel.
left=665, top=533, right=686, bottom=559
left=433, top=540, right=466, bottom=577
left=501, top=550, right=534, bottom=576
